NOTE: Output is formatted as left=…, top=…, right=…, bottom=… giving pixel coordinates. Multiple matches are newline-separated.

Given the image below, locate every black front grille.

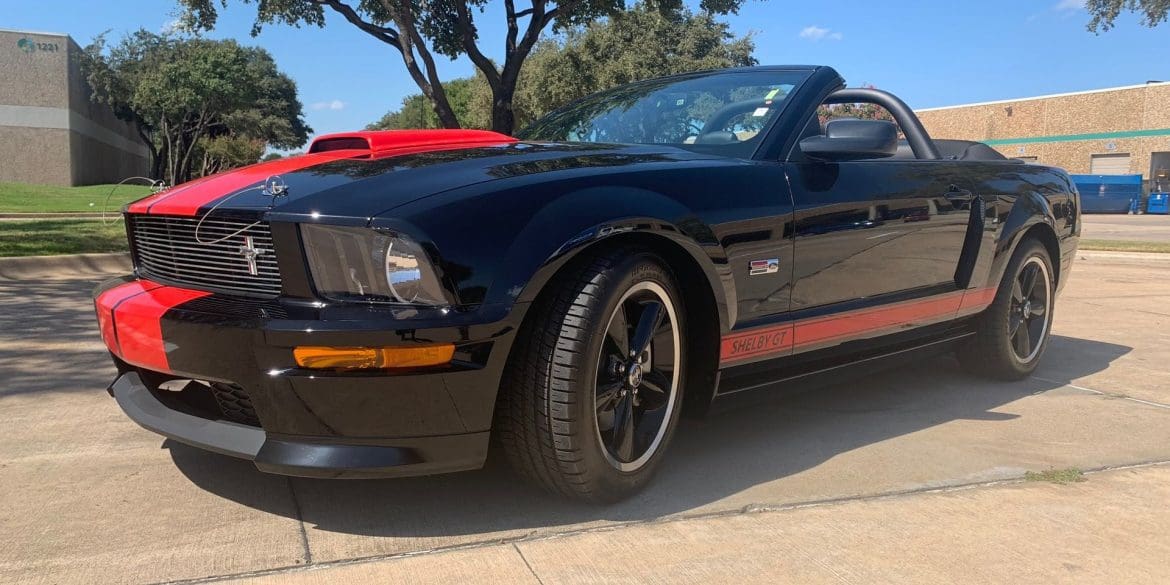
left=129, top=215, right=281, bottom=297
left=180, top=295, right=289, bottom=319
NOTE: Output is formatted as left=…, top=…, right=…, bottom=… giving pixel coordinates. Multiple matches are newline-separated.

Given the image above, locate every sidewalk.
left=226, top=463, right=1170, bottom=585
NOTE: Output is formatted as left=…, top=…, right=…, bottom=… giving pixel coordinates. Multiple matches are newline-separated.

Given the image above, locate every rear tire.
left=958, top=238, right=1055, bottom=380
left=495, top=247, right=686, bottom=503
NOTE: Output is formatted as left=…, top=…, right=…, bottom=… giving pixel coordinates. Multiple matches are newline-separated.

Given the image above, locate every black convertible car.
left=95, top=66, right=1079, bottom=502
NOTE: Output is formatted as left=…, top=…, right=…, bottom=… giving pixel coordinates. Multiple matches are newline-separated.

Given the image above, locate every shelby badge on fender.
left=94, top=65, right=1080, bottom=503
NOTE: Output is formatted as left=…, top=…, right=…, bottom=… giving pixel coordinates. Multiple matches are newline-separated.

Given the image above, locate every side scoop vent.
left=307, top=129, right=516, bottom=154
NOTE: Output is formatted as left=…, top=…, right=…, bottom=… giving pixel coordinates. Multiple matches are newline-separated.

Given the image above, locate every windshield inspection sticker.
left=752, top=107, right=770, bottom=117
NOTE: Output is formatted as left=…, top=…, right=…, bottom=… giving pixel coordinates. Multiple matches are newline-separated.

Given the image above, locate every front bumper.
left=111, top=372, right=488, bottom=478
left=95, top=276, right=523, bottom=479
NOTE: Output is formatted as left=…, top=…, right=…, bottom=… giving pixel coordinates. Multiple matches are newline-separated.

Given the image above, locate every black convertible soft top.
left=894, top=139, right=1007, bottom=161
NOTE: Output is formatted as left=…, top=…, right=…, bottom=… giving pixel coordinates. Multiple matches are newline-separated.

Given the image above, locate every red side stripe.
left=95, top=280, right=209, bottom=372
left=792, top=291, right=964, bottom=350
left=720, top=287, right=997, bottom=365
left=126, top=150, right=364, bottom=217
left=958, top=287, right=998, bottom=317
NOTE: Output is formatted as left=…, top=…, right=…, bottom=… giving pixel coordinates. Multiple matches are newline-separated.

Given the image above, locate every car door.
left=780, top=114, right=976, bottom=362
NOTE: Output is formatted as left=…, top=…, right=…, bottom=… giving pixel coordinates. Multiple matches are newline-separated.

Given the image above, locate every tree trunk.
left=428, top=92, right=461, bottom=128
left=135, top=124, right=161, bottom=180
left=491, top=87, right=517, bottom=135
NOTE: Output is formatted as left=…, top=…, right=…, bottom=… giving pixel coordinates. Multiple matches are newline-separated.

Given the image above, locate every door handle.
left=943, top=185, right=974, bottom=207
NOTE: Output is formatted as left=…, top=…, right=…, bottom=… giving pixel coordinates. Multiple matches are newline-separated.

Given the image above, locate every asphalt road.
left=1081, top=213, right=1170, bottom=242
left=2, top=255, right=1169, bottom=584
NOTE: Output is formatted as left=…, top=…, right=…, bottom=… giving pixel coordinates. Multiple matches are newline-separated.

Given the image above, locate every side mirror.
left=799, top=118, right=899, bottom=162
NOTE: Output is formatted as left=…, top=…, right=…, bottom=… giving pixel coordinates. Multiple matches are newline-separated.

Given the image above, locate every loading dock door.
left=1090, top=153, right=1132, bottom=175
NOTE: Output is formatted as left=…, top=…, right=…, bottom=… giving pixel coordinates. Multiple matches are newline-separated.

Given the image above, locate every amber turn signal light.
left=293, top=344, right=455, bottom=370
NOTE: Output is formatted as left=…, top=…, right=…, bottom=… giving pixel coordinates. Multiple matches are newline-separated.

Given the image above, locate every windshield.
left=517, top=70, right=809, bottom=156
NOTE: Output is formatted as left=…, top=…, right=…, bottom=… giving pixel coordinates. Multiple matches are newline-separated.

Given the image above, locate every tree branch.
left=454, top=2, right=501, bottom=91
left=504, top=0, right=519, bottom=53
left=502, top=0, right=563, bottom=87
left=518, top=1, right=564, bottom=60
left=384, top=0, right=461, bottom=128
left=313, top=0, right=402, bottom=49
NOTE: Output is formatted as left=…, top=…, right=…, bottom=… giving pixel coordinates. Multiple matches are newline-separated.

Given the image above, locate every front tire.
left=959, top=238, right=1055, bottom=380
left=495, top=247, right=685, bottom=503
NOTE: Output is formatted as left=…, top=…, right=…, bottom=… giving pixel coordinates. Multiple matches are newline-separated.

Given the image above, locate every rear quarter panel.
left=964, top=162, right=1080, bottom=294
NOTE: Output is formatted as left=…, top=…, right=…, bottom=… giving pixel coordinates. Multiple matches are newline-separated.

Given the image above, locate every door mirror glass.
left=799, top=118, right=898, bottom=162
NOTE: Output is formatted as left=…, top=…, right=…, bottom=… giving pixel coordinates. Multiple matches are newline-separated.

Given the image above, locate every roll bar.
left=824, top=88, right=940, bottom=160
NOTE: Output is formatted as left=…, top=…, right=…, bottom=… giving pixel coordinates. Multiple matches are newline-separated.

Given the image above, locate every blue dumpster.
left=1149, top=193, right=1169, bottom=215
left=1072, top=174, right=1143, bottom=214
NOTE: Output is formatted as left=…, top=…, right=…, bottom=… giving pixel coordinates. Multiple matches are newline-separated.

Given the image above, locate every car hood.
left=126, top=140, right=716, bottom=222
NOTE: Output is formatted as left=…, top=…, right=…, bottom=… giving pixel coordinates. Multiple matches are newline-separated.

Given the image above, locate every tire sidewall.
left=572, top=252, right=686, bottom=497
left=988, top=240, right=1056, bottom=376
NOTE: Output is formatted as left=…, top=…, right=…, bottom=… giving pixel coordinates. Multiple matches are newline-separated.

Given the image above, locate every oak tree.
left=176, top=0, right=755, bottom=135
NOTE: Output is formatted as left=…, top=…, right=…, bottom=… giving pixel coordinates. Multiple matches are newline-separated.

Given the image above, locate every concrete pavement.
left=1080, top=213, right=1170, bottom=242
left=230, top=463, right=1170, bottom=585
left=1, top=257, right=1169, bottom=584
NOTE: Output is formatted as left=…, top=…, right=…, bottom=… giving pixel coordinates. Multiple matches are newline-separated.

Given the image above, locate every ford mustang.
left=94, top=66, right=1080, bottom=502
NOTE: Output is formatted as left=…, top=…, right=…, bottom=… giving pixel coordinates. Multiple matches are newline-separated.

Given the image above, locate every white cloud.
left=311, top=99, right=346, bottom=111
left=799, top=25, right=843, bottom=41
left=1053, top=0, right=1085, bottom=12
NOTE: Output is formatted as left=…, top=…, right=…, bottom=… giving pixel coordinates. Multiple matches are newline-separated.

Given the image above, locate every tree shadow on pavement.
left=0, top=277, right=118, bottom=397
left=165, top=334, right=1132, bottom=539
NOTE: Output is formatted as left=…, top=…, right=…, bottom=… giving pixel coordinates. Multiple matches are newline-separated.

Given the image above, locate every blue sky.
left=6, top=1, right=1167, bottom=140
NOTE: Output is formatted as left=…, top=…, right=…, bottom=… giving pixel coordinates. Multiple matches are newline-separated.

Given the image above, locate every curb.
left=1076, top=250, right=1170, bottom=264
left=0, top=252, right=130, bottom=281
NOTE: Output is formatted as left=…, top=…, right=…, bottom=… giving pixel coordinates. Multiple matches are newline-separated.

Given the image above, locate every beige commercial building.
left=0, top=28, right=149, bottom=186
left=917, top=82, right=1170, bottom=192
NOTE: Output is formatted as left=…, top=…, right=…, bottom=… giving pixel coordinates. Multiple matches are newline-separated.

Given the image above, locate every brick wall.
left=916, top=83, right=1170, bottom=178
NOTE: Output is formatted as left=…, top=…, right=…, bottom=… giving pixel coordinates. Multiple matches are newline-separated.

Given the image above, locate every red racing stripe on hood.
left=126, top=150, right=363, bottom=217
left=94, top=280, right=209, bottom=372
left=126, top=130, right=517, bottom=217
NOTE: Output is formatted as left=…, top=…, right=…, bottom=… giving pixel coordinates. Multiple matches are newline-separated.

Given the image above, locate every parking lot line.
left=1031, top=375, right=1170, bottom=410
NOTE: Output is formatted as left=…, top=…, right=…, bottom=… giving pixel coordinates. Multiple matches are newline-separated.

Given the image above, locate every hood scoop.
left=307, top=129, right=517, bottom=155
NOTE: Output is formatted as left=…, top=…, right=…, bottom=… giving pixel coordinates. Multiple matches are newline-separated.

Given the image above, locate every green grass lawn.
left=1079, top=239, right=1170, bottom=254
left=0, top=220, right=128, bottom=256
left=0, top=182, right=154, bottom=213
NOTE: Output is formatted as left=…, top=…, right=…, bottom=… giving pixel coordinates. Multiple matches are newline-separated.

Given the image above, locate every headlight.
left=301, top=224, right=447, bottom=306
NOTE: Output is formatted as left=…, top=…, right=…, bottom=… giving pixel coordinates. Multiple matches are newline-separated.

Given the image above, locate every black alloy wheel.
left=1007, top=256, right=1052, bottom=364
left=496, top=247, right=686, bottom=503
left=594, top=281, right=680, bottom=472
left=959, top=238, right=1055, bottom=380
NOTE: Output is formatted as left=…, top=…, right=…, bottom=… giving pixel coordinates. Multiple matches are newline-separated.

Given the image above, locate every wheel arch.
left=990, top=192, right=1062, bottom=290
left=508, top=229, right=725, bottom=419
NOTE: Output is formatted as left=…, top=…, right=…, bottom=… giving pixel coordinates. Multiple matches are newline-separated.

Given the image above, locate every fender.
left=379, top=182, right=734, bottom=334
left=985, top=190, right=1059, bottom=291
left=492, top=186, right=730, bottom=333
